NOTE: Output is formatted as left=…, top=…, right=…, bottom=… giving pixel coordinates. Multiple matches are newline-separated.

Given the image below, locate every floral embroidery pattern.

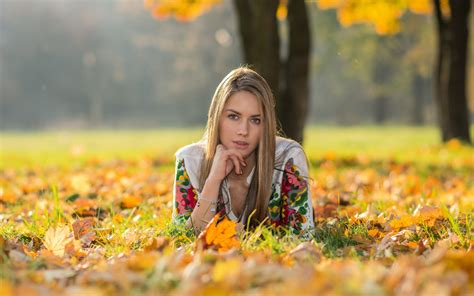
left=173, top=157, right=312, bottom=237
left=269, top=158, right=310, bottom=235
left=174, top=159, right=198, bottom=221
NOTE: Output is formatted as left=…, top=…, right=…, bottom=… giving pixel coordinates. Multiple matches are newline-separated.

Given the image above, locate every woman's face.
left=218, top=91, right=263, bottom=159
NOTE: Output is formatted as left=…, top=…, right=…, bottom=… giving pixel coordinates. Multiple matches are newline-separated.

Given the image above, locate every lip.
left=233, top=141, right=249, bottom=149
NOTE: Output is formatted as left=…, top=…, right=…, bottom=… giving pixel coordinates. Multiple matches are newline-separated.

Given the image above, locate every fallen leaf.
left=368, top=229, right=379, bottom=237
left=144, top=236, right=169, bottom=252
left=42, top=225, right=73, bottom=257
left=121, top=195, right=142, bottom=208
left=0, top=279, right=13, bottom=296
left=195, top=214, right=240, bottom=253
left=127, top=252, right=160, bottom=271
left=72, top=218, right=96, bottom=245
left=285, top=242, right=323, bottom=265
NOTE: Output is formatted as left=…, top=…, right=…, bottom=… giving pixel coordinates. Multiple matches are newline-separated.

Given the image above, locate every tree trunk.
left=433, top=0, right=471, bottom=143
left=279, top=0, right=311, bottom=144
left=372, top=36, right=391, bottom=124
left=411, top=73, right=426, bottom=125
left=233, top=0, right=310, bottom=144
left=374, top=95, right=388, bottom=124
left=233, top=0, right=280, bottom=102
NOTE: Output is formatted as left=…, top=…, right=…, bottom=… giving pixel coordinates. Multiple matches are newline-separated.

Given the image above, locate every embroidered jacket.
left=172, top=136, right=314, bottom=237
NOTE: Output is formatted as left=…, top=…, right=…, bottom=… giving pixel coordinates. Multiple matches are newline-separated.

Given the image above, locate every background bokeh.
left=1, top=0, right=472, bottom=130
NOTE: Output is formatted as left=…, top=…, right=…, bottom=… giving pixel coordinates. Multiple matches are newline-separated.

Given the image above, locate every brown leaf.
left=72, top=218, right=96, bottom=245
left=285, top=242, right=323, bottom=265
left=144, top=236, right=169, bottom=252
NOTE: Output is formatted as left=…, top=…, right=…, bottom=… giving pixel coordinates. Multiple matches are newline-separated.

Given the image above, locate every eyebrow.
left=225, top=109, right=261, bottom=117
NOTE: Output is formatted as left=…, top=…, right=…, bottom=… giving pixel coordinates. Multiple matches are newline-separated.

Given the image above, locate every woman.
left=172, top=67, right=314, bottom=238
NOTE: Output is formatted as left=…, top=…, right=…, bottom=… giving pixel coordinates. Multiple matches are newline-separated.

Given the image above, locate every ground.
left=1, top=126, right=473, bottom=295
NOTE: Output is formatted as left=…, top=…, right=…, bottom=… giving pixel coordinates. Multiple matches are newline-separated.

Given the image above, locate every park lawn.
left=1, top=126, right=473, bottom=295
left=2, top=125, right=473, bottom=168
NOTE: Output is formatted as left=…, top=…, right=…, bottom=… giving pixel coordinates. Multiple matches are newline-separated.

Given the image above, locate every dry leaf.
left=42, top=225, right=73, bottom=257
left=144, top=236, right=169, bottom=252
left=72, top=218, right=96, bottom=245
left=127, top=252, right=159, bottom=271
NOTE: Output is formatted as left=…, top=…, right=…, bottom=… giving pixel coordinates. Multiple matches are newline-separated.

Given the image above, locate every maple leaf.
left=42, top=225, right=73, bottom=257
left=195, top=214, right=240, bottom=253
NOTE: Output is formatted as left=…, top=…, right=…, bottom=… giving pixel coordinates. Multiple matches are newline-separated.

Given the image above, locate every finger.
left=225, top=158, right=234, bottom=174
left=216, top=144, right=224, bottom=154
left=228, top=154, right=242, bottom=175
left=227, top=149, right=246, bottom=166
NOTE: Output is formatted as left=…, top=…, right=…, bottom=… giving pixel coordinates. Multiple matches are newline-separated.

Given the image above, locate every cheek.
left=218, top=120, right=233, bottom=143
left=251, top=126, right=263, bottom=145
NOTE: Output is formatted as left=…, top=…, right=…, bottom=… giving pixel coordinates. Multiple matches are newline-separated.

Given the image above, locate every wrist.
left=206, top=176, right=223, bottom=185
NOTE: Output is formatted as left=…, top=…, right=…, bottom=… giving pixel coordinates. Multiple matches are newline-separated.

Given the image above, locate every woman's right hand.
left=208, top=144, right=246, bottom=182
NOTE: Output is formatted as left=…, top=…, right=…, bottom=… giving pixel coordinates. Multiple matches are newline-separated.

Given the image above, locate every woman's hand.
left=208, top=144, right=246, bottom=182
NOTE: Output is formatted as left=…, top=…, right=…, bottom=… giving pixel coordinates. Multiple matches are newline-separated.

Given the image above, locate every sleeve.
left=279, top=147, right=314, bottom=238
left=172, top=156, right=199, bottom=225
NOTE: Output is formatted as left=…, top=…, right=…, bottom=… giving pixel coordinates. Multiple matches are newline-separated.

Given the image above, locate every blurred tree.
left=145, top=0, right=311, bottom=143
left=433, top=0, right=471, bottom=143
left=317, top=0, right=471, bottom=143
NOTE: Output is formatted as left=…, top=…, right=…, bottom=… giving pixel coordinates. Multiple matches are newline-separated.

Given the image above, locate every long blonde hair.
left=199, top=67, right=277, bottom=225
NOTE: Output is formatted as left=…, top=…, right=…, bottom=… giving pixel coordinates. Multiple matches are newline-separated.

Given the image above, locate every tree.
left=317, top=0, right=471, bottom=143
left=433, top=0, right=471, bottom=143
left=145, top=0, right=311, bottom=143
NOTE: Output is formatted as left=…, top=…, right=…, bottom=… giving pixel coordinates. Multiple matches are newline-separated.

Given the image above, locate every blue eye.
left=228, top=114, right=238, bottom=120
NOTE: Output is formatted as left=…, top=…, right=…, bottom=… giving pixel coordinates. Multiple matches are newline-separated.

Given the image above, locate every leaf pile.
left=1, top=146, right=473, bottom=295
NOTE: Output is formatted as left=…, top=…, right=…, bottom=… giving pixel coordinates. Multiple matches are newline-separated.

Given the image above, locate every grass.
left=2, top=125, right=473, bottom=168
left=1, top=126, right=474, bottom=294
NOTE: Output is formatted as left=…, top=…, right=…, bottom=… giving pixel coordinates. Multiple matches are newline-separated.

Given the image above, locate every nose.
left=237, top=121, right=249, bottom=136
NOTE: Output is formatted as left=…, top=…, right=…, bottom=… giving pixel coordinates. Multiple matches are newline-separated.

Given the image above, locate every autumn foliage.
left=144, top=0, right=221, bottom=21
left=1, top=136, right=473, bottom=294
left=316, top=0, right=444, bottom=35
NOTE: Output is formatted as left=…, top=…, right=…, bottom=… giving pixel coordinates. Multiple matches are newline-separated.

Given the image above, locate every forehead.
left=224, top=91, right=261, bottom=114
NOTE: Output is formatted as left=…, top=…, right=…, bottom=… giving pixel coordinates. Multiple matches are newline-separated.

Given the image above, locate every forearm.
left=187, top=177, right=222, bottom=234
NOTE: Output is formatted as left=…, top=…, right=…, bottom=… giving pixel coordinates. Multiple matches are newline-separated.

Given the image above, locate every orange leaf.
left=196, top=214, right=240, bottom=253
left=121, top=195, right=142, bottom=208
left=0, top=189, right=16, bottom=204
left=368, top=229, right=379, bottom=237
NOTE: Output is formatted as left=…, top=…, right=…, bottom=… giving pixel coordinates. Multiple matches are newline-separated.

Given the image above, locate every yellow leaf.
left=446, top=139, right=461, bottom=150
left=408, top=0, right=432, bottom=14
left=389, top=215, right=413, bottom=229
left=127, top=252, right=159, bottom=271
left=317, top=0, right=344, bottom=10
left=212, top=258, right=241, bottom=282
left=276, top=0, right=288, bottom=21
left=70, top=174, right=91, bottom=194
left=0, top=279, right=12, bottom=296
left=42, top=225, right=73, bottom=257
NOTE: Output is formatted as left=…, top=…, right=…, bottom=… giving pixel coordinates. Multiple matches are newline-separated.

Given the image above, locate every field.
left=1, top=126, right=473, bottom=295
